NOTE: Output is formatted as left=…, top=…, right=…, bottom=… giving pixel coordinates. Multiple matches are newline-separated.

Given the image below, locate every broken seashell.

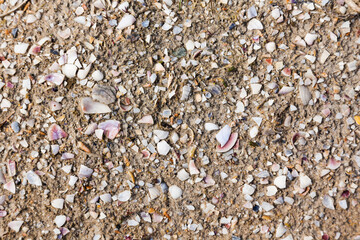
left=84, top=122, right=97, bottom=135
left=327, top=158, right=341, bottom=170
left=304, top=33, right=318, bottom=46
left=169, top=185, right=182, bottom=199
left=48, top=124, right=68, bottom=141
left=51, top=199, right=65, bottom=209
left=4, top=180, right=15, bottom=193
left=117, top=14, right=136, bottom=30
left=177, top=169, right=190, bottom=181
left=26, top=170, right=42, bottom=186
left=157, top=140, right=171, bottom=155
left=247, top=19, right=263, bottom=30
left=98, top=120, right=120, bottom=139
left=119, top=1, right=129, bottom=12
left=93, top=0, right=106, bottom=9
left=148, top=187, right=161, bottom=200
left=54, top=215, right=66, bottom=228
left=154, top=130, right=169, bottom=140
left=80, top=97, right=111, bottom=114
left=299, top=85, right=312, bottom=105
left=49, top=101, right=62, bottom=111
left=77, top=64, right=92, bottom=79
left=216, top=132, right=238, bottom=152
left=92, top=70, right=104, bottom=81
left=138, top=115, right=154, bottom=124
left=216, top=125, right=231, bottom=147
left=322, top=195, right=335, bottom=210
left=44, top=73, right=65, bottom=85
left=205, top=123, right=219, bottom=131
left=278, top=86, right=295, bottom=95
left=62, top=64, right=78, bottom=78
left=118, top=190, right=131, bottom=202
left=92, top=84, right=116, bottom=104
left=180, top=84, right=192, bottom=101
left=8, top=220, right=23, bottom=232
left=78, top=165, right=93, bottom=178
left=189, top=160, right=200, bottom=175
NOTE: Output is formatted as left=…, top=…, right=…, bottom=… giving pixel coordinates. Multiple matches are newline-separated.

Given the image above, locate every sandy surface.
left=0, top=0, right=359, bottom=239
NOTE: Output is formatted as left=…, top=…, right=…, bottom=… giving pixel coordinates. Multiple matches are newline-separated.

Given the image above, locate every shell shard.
left=48, top=124, right=68, bottom=141
left=216, top=125, right=231, bottom=147
left=117, top=14, right=136, bottom=30
left=80, top=97, right=111, bottom=114
left=138, top=115, right=154, bottom=124
left=44, top=73, right=65, bottom=85
left=98, top=120, right=120, bottom=139
left=216, top=132, right=238, bottom=153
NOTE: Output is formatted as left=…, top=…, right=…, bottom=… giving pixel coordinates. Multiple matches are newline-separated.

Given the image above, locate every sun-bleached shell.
left=216, top=125, right=231, bottom=147
left=98, top=120, right=120, bottom=139
left=138, top=115, right=154, bottom=124
left=117, top=14, right=136, bottom=30
left=8, top=221, right=23, bottom=232
left=169, top=185, right=182, bottom=199
left=48, top=124, right=68, bottom=141
left=44, top=73, right=65, bottom=85
left=26, top=170, right=42, bottom=186
left=78, top=165, right=93, bottom=178
left=118, top=190, right=131, bottom=202
left=216, top=133, right=238, bottom=152
left=80, top=97, right=111, bottom=114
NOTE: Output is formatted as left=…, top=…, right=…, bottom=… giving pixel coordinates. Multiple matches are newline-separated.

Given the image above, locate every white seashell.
left=8, top=220, right=23, bottom=232
left=157, top=140, right=171, bottom=155
left=180, top=84, right=191, bottom=101
left=247, top=6, right=257, bottom=19
left=153, top=130, right=169, bottom=140
left=58, top=28, right=71, bottom=39
left=293, top=36, right=306, bottom=47
left=4, top=180, right=16, bottom=193
left=92, top=70, right=104, bottom=81
left=204, top=123, right=219, bottom=131
left=274, top=175, right=286, bottom=189
left=189, top=160, right=200, bottom=175
left=266, top=185, right=277, bottom=196
left=119, top=2, right=129, bottom=12
left=44, top=73, right=65, bottom=85
left=247, top=19, right=263, bottom=30
left=26, top=170, right=42, bottom=186
left=278, top=86, right=295, bottom=95
left=118, top=190, right=131, bottom=202
left=95, top=129, right=104, bottom=139
left=77, top=64, right=92, bottom=79
left=148, top=187, right=161, bottom=200
left=304, top=33, right=318, bottom=45
left=271, top=8, right=281, bottom=19
left=80, top=98, right=111, bottom=114
left=299, top=85, right=312, bottom=105
left=327, top=158, right=341, bottom=170
left=177, top=169, right=190, bottom=181
left=141, top=212, right=152, bottom=222
left=262, top=202, right=274, bottom=211
left=242, top=184, right=255, bottom=195
left=54, top=215, right=66, bottom=227
left=62, top=64, right=78, bottom=78
left=66, top=48, right=78, bottom=64
left=249, top=126, right=258, bottom=138
left=78, top=165, right=93, bottom=178
left=339, top=199, right=347, bottom=209
left=171, top=132, right=179, bottom=143
left=216, top=125, right=231, bottom=147
left=26, top=14, right=37, bottom=24
left=51, top=145, right=60, bottom=155
left=250, top=84, right=262, bottom=94
left=93, top=0, right=106, bottom=9
left=51, top=199, right=65, bottom=209
left=49, top=101, right=62, bottom=111
left=276, top=223, right=287, bottom=238
left=154, top=63, right=165, bottom=72
left=169, top=185, right=182, bottom=199
left=100, top=193, right=112, bottom=203
left=117, top=14, right=136, bottom=30
left=322, top=195, right=335, bottom=210
left=299, top=174, right=312, bottom=188
left=138, top=115, right=154, bottom=124
left=68, top=176, right=78, bottom=186
left=265, top=42, right=276, bottom=53
left=14, top=43, right=29, bottom=54
left=84, top=122, right=97, bottom=135
left=185, top=40, right=195, bottom=51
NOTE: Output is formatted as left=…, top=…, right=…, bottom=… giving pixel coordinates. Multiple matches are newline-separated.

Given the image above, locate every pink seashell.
left=321, top=108, right=331, bottom=117
left=61, top=153, right=75, bottom=160
left=0, top=210, right=7, bottom=217
left=29, top=45, right=41, bottom=55
left=189, top=160, right=200, bottom=175
left=152, top=213, right=163, bottom=223
left=281, top=68, right=291, bottom=77
left=233, top=139, right=240, bottom=150
left=4, top=180, right=15, bottom=193
left=6, top=82, right=14, bottom=88
left=98, top=120, right=120, bottom=139
left=216, top=133, right=238, bottom=153
left=80, top=98, right=111, bottom=114
left=84, top=122, right=97, bottom=135
left=138, top=115, right=154, bottom=125
left=48, top=124, right=68, bottom=141
left=141, top=150, right=150, bottom=159
left=0, top=195, right=6, bottom=205
left=49, top=101, right=62, bottom=111
left=60, top=227, right=70, bottom=236
left=7, top=159, right=16, bottom=177
left=44, top=73, right=65, bottom=85
left=327, top=157, right=341, bottom=170
left=341, top=190, right=350, bottom=198
left=120, top=104, right=132, bottom=112
left=203, top=175, right=215, bottom=187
